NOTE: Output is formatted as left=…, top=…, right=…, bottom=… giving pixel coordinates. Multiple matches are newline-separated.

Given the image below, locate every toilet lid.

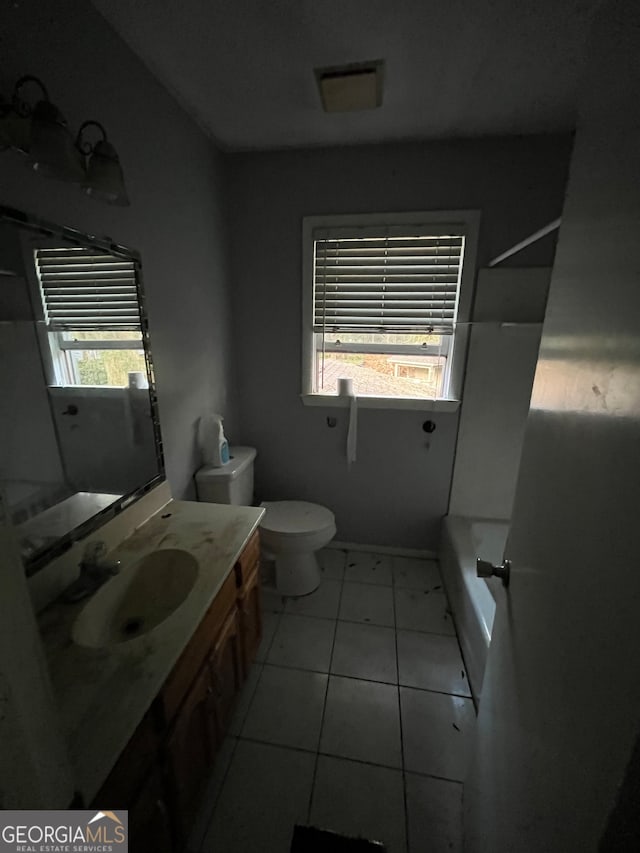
left=260, top=501, right=335, bottom=535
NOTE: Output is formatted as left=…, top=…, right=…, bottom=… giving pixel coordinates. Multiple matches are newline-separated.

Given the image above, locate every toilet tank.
left=195, top=446, right=256, bottom=505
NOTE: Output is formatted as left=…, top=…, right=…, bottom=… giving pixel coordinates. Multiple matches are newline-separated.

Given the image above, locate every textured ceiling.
left=92, top=0, right=600, bottom=151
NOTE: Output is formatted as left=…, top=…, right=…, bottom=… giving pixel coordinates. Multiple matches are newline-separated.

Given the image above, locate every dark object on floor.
left=291, top=825, right=387, bottom=851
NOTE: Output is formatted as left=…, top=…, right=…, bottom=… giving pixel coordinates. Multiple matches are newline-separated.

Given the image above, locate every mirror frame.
left=0, top=205, right=166, bottom=576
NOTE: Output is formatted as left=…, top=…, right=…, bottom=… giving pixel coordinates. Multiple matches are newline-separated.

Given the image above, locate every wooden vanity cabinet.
left=210, top=606, right=244, bottom=735
left=92, top=531, right=262, bottom=852
left=94, top=710, right=173, bottom=853
left=234, top=530, right=263, bottom=675
left=127, top=763, right=173, bottom=853
left=165, top=661, right=220, bottom=836
left=238, top=563, right=262, bottom=674
left=160, top=570, right=238, bottom=724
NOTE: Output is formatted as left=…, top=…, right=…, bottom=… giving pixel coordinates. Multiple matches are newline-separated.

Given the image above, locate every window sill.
left=47, top=385, right=145, bottom=396
left=300, top=394, right=460, bottom=412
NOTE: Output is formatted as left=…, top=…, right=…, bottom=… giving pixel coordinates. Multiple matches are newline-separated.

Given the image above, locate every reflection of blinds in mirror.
left=313, top=230, right=465, bottom=335
left=34, top=247, right=140, bottom=331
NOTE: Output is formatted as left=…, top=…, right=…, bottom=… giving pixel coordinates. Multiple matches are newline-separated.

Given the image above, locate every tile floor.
left=190, top=548, right=475, bottom=853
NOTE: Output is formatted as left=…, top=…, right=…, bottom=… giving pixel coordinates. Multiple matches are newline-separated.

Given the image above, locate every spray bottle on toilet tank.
left=198, top=413, right=230, bottom=467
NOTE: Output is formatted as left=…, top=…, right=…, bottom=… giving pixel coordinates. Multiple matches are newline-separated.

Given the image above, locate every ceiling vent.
left=315, top=60, right=384, bottom=113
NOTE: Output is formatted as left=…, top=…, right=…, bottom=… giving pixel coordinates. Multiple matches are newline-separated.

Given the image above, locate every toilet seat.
left=259, top=501, right=336, bottom=596
left=260, top=501, right=335, bottom=536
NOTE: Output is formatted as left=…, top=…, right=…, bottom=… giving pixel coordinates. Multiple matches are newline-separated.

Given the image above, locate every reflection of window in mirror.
left=0, top=213, right=164, bottom=575
left=26, top=242, right=146, bottom=388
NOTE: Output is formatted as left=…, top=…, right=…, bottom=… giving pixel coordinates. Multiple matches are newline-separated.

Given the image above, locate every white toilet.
left=195, top=446, right=336, bottom=596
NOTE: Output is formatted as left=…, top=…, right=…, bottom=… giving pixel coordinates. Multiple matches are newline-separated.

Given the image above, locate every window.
left=34, top=246, right=147, bottom=387
left=302, top=211, right=479, bottom=409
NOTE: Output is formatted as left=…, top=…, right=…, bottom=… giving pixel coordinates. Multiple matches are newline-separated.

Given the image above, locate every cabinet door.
left=128, top=763, right=173, bottom=853
left=210, top=606, right=243, bottom=736
left=93, top=709, right=160, bottom=808
left=161, top=571, right=237, bottom=726
left=165, top=662, right=218, bottom=838
left=238, top=563, right=263, bottom=677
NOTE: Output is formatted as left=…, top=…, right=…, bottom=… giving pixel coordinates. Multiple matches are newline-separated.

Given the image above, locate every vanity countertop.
left=37, top=499, right=264, bottom=804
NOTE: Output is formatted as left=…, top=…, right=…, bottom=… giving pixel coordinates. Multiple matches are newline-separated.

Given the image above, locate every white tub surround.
left=449, top=268, right=549, bottom=522
left=37, top=499, right=264, bottom=803
left=440, top=515, right=509, bottom=702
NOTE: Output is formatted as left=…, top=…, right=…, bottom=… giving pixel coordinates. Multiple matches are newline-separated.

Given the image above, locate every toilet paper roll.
left=128, top=371, right=148, bottom=390
left=338, top=377, right=354, bottom=396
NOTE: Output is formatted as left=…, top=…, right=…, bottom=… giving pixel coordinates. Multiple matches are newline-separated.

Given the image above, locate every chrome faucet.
left=63, top=541, right=121, bottom=603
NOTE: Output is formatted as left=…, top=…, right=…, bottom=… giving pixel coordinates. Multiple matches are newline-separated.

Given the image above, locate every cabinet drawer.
left=160, top=571, right=236, bottom=724
left=233, top=530, right=260, bottom=587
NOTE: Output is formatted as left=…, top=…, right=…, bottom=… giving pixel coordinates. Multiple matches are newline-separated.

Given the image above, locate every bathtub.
left=440, top=515, right=510, bottom=703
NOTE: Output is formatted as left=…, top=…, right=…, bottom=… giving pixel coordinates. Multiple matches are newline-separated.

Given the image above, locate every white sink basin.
left=72, top=549, right=199, bottom=649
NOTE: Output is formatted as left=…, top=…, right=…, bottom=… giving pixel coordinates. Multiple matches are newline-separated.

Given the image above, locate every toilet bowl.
left=194, top=443, right=336, bottom=597
left=259, top=501, right=336, bottom=596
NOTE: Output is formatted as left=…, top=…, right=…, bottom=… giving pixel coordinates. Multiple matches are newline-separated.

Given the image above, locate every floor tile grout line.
left=269, top=579, right=445, bottom=594
left=391, top=571, right=410, bottom=853
left=257, top=656, right=473, bottom=699
left=419, top=560, right=478, bottom=716
left=232, top=601, right=285, bottom=737
left=260, top=605, right=285, bottom=660
left=224, top=732, right=467, bottom=785
left=265, top=615, right=457, bottom=640
left=230, top=660, right=265, bottom=735
left=204, top=552, right=467, bottom=851
left=397, top=684, right=473, bottom=700
left=234, top=733, right=406, bottom=773
left=403, top=766, right=466, bottom=786
left=396, top=623, right=465, bottom=639
left=197, top=731, right=464, bottom=851
left=196, top=734, right=241, bottom=852
left=264, top=600, right=457, bottom=639
left=294, top=579, right=445, bottom=590
left=305, top=551, right=346, bottom=824
left=317, top=747, right=402, bottom=774
left=198, top=596, right=288, bottom=846
left=444, top=594, right=479, bottom=716
left=343, top=578, right=447, bottom=592
left=261, top=657, right=394, bottom=684
left=257, top=553, right=466, bottom=845
left=260, top=576, right=446, bottom=600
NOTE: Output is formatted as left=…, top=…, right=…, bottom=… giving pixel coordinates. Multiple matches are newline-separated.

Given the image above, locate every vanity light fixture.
left=0, top=75, right=42, bottom=154
left=29, top=100, right=86, bottom=183
left=0, top=75, right=129, bottom=205
left=77, top=121, right=129, bottom=207
left=0, top=76, right=84, bottom=181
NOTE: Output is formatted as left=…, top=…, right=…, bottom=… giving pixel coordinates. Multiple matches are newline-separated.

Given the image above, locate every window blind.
left=35, top=247, right=140, bottom=331
left=313, top=230, right=465, bottom=335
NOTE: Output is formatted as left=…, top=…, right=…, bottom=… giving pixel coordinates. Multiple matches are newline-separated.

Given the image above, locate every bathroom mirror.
left=0, top=205, right=164, bottom=575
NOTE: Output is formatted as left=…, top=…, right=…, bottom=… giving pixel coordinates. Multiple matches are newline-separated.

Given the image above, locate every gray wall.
left=0, top=0, right=234, bottom=499
left=227, top=137, right=573, bottom=550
